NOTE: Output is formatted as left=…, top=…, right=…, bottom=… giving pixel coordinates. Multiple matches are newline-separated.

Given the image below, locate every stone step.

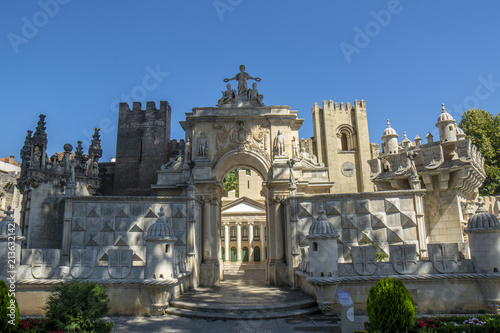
left=165, top=305, right=320, bottom=320
left=169, top=298, right=317, bottom=313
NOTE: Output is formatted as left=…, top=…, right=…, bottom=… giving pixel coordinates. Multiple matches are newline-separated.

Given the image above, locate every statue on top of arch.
left=218, top=65, right=264, bottom=107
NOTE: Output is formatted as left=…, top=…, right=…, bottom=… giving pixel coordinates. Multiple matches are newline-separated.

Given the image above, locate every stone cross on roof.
left=4, top=206, right=14, bottom=218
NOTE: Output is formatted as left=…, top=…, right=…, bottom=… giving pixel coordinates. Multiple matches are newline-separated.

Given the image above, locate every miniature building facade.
left=3, top=65, right=499, bottom=316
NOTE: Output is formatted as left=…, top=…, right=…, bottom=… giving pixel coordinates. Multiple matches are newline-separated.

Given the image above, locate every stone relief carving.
left=299, top=147, right=324, bottom=167
left=352, top=246, right=377, bottom=276
left=422, top=145, right=444, bottom=169
left=70, top=249, right=97, bottom=278
left=31, top=249, right=60, bottom=279
left=212, top=121, right=270, bottom=165
left=428, top=243, right=458, bottom=273
left=108, top=249, right=133, bottom=279
left=390, top=244, right=417, bottom=274
left=390, top=153, right=410, bottom=175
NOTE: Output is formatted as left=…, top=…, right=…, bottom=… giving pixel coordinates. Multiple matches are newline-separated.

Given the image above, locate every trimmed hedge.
left=366, top=277, right=416, bottom=332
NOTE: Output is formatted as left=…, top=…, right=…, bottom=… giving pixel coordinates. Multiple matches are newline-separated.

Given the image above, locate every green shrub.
left=45, top=280, right=113, bottom=333
left=0, top=280, right=19, bottom=332
left=366, top=277, right=416, bottom=332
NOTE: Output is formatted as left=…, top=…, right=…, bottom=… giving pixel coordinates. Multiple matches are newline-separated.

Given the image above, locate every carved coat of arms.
left=428, top=243, right=458, bottom=273
left=70, top=249, right=97, bottom=278
left=108, top=249, right=133, bottom=279
left=31, top=249, right=60, bottom=279
left=352, top=246, right=377, bottom=275
left=390, top=244, right=417, bottom=274
left=422, top=145, right=444, bottom=169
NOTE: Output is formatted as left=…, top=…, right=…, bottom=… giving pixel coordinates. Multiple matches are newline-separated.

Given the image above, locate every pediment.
left=222, top=196, right=265, bottom=214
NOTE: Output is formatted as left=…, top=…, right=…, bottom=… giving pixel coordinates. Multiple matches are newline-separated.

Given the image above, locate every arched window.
left=341, top=133, right=348, bottom=151
left=336, top=125, right=356, bottom=151
left=253, top=226, right=260, bottom=240
left=230, top=226, right=236, bottom=241
left=242, top=226, right=248, bottom=240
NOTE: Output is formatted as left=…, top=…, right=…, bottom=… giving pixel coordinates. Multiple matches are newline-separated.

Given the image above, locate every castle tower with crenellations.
left=311, top=99, right=374, bottom=193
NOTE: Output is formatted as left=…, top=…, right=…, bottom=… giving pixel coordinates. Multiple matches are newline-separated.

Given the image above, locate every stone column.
left=224, top=224, right=229, bottom=262
left=249, top=222, right=254, bottom=263
left=186, top=182, right=197, bottom=287
left=203, top=198, right=211, bottom=261
left=237, top=223, right=242, bottom=262
left=260, top=223, right=266, bottom=261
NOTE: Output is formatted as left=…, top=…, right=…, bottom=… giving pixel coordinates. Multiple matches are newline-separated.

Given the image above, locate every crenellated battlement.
left=119, top=100, right=170, bottom=113
left=317, top=99, right=366, bottom=112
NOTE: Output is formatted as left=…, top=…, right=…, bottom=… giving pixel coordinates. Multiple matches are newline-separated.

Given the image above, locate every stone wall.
left=114, top=101, right=171, bottom=196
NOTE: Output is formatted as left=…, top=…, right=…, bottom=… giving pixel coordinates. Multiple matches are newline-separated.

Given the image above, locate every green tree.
left=459, top=108, right=500, bottom=195
left=223, top=169, right=239, bottom=197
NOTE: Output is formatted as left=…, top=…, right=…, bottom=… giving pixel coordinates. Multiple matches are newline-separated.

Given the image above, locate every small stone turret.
left=465, top=198, right=500, bottom=314
left=145, top=207, right=176, bottom=280
left=436, top=104, right=457, bottom=143
left=306, top=206, right=339, bottom=277
left=465, top=198, right=500, bottom=273
left=381, top=119, right=399, bottom=154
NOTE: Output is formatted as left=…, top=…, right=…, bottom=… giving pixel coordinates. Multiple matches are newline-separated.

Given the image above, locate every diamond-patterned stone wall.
left=70, top=200, right=188, bottom=273
left=296, top=194, right=419, bottom=260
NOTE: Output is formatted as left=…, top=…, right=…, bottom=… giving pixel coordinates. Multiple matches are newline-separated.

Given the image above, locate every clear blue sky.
left=2, top=1, right=500, bottom=162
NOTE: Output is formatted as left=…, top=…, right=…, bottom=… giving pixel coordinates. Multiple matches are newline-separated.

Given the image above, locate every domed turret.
left=456, top=127, right=466, bottom=140
left=465, top=198, right=500, bottom=274
left=307, top=208, right=338, bottom=238
left=466, top=199, right=500, bottom=230
left=307, top=206, right=339, bottom=278
left=145, top=207, right=173, bottom=240
left=145, top=207, right=176, bottom=280
left=381, top=119, right=399, bottom=154
left=436, top=104, right=457, bottom=143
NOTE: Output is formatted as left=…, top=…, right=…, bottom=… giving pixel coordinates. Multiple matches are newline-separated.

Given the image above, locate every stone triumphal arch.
left=154, top=65, right=332, bottom=286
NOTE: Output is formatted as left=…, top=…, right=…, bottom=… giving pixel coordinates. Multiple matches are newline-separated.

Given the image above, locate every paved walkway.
left=108, top=315, right=342, bottom=332
left=108, top=270, right=342, bottom=332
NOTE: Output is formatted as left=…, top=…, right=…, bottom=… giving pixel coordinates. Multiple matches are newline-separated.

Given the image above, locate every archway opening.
left=220, top=165, right=267, bottom=283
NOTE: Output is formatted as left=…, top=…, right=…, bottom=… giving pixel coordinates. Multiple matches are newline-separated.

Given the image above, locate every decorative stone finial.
left=318, top=205, right=325, bottom=215
left=475, top=197, right=487, bottom=211
left=386, top=119, right=391, bottom=128
left=158, top=207, right=165, bottom=218
left=5, top=206, right=13, bottom=218
left=441, top=103, right=446, bottom=112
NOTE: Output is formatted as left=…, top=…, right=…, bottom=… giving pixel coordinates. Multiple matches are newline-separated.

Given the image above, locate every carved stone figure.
left=299, top=147, right=321, bottom=166
left=32, top=147, right=42, bottom=168
left=217, top=83, right=236, bottom=106
left=185, top=138, right=192, bottom=161
left=223, top=65, right=261, bottom=98
left=198, top=132, right=208, bottom=157
left=292, top=137, right=300, bottom=159
left=273, top=130, right=286, bottom=157
left=50, top=152, right=59, bottom=170
left=247, top=82, right=264, bottom=106
left=92, top=160, right=99, bottom=177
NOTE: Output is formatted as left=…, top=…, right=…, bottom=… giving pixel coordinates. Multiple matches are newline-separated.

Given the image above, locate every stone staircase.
left=222, top=262, right=266, bottom=273
left=165, top=270, right=320, bottom=320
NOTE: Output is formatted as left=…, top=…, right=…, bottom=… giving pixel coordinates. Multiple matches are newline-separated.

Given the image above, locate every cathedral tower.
left=311, top=99, right=374, bottom=193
